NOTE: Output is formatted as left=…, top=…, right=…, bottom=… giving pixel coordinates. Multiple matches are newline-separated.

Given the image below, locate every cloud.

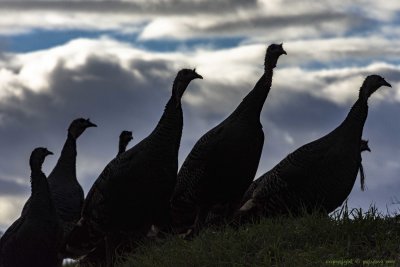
left=0, top=0, right=257, bottom=35
left=0, top=0, right=393, bottom=42
left=282, top=37, right=400, bottom=66
left=273, top=62, right=399, bottom=105
left=0, top=196, right=27, bottom=229
left=1, top=0, right=255, bottom=15
left=0, top=179, right=28, bottom=196
left=138, top=10, right=367, bottom=41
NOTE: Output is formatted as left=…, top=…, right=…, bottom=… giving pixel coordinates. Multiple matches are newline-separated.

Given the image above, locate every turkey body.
left=65, top=69, right=202, bottom=258
left=248, top=118, right=364, bottom=218
left=173, top=119, right=264, bottom=229
left=0, top=148, right=62, bottom=267
left=22, top=118, right=96, bottom=240
left=240, top=138, right=371, bottom=212
left=47, top=119, right=96, bottom=237
left=239, top=75, right=391, bottom=219
left=47, top=135, right=85, bottom=230
left=171, top=44, right=287, bottom=233
left=259, top=131, right=362, bottom=215
left=0, top=216, right=62, bottom=267
left=86, top=131, right=180, bottom=236
left=78, top=130, right=134, bottom=267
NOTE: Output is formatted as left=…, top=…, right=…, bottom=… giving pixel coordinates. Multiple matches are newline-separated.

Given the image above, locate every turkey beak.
left=86, top=120, right=97, bottom=128
left=46, top=150, right=54, bottom=156
left=192, top=68, right=203, bottom=80
left=382, top=79, right=392, bottom=87
left=366, top=147, right=371, bottom=152
left=194, top=73, right=203, bottom=80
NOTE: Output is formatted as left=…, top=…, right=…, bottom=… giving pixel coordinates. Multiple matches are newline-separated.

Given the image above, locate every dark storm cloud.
left=264, top=88, right=342, bottom=137
left=0, top=179, right=28, bottom=196
left=203, top=12, right=367, bottom=34
left=0, top=0, right=256, bottom=15
left=245, top=89, right=342, bottom=178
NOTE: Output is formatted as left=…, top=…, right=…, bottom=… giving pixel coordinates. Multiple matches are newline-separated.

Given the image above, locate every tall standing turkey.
left=0, top=148, right=63, bottom=267
left=171, top=44, right=286, bottom=235
left=64, top=69, right=202, bottom=260
left=238, top=75, right=390, bottom=220
left=22, top=118, right=97, bottom=240
left=78, top=130, right=133, bottom=267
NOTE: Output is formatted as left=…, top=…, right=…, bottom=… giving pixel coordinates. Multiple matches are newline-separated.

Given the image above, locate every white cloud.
left=0, top=0, right=389, bottom=42
left=275, top=62, right=398, bottom=105
left=283, top=37, right=400, bottom=64
left=347, top=0, right=400, bottom=21
left=139, top=18, right=193, bottom=40
left=0, top=196, right=27, bottom=229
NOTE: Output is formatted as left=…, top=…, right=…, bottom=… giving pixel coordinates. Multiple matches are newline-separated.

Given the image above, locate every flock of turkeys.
left=0, top=43, right=392, bottom=267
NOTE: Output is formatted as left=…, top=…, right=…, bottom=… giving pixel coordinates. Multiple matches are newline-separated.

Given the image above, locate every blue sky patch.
left=0, top=29, right=245, bottom=53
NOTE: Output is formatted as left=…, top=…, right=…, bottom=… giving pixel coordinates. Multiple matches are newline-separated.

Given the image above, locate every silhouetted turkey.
left=64, top=69, right=202, bottom=261
left=79, top=130, right=133, bottom=267
left=22, top=118, right=97, bottom=240
left=359, top=139, right=371, bottom=191
left=0, top=148, right=63, bottom=267
left=171, top=44, right=286, bottom=235
left=240, top=139, right=372, bottom=211
left=238, top=75, right=390, bottom=220
left=118, top=130, right=133, bottom=156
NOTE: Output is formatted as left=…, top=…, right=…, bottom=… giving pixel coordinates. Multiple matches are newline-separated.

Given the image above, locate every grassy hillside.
left=66, top=205, right=400, bottom=267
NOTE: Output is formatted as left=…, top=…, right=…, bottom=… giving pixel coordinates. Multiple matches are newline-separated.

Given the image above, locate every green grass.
left=66, top=205, right=400, bottom=267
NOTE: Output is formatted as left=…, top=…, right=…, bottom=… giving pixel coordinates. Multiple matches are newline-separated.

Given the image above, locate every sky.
left=0, top=0, right=400, bottom=231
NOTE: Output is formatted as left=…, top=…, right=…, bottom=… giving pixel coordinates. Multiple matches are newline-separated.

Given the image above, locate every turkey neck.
left=28, top=169, right=55, bottom=218
left=49, top=133, right=77, bottom=183
left=149, top=86, right=184, bottom=154
left=118, top=142, right=127, bottom=156
left=231, top=63, right=275, bottom=123
left=336, top=98, right=368, bottom=140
